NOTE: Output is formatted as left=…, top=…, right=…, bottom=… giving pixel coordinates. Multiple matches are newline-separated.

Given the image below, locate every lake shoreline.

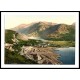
left=53, top=47, right=75, bottom=64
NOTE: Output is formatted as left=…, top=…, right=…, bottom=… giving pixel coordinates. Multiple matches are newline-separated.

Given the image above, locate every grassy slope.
left=5, top=49, right=37, bottom=64
left=5, top=30, right=17, bottom=43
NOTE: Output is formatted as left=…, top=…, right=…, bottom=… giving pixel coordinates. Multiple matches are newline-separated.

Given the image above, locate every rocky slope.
left=19, top=46, right=62, bottom=64
left=11, top=22, right=75, bottom=40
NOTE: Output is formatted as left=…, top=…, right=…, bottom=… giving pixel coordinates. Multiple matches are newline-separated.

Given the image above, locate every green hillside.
left=5, top=48, right=37, bottom=64
left=5, top=29, right=28, bottom=43
left=12, top=22, right=75, bottom=41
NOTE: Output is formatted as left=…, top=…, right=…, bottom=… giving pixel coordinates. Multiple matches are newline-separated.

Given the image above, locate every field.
left=47, top=41, right=75, bottom=47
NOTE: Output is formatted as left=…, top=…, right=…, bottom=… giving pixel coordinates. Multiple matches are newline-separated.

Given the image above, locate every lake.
left=54, top=47, right=75, bottom=64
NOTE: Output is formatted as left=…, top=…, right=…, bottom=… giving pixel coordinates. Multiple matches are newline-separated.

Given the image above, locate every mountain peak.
left=38, top=21, right=56, bottom=25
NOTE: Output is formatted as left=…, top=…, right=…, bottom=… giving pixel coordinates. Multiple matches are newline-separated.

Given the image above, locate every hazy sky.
left=5, top=15, right=76, bottom=29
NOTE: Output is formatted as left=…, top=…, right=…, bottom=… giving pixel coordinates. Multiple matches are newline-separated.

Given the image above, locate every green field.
left=48, top=41, right=75, bottom=47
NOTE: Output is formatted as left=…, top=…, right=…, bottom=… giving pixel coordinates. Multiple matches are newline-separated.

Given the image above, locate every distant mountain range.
left=6, top=22, right=75, bottom=41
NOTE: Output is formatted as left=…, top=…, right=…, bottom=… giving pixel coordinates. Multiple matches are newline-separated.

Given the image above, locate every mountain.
left=11, top=24, right=28, bottom=31
left=12, top=22, right=56, bottom=36
left=11, top=23, right=37, bottom=32
left=11, top=22, right=75, bottom=41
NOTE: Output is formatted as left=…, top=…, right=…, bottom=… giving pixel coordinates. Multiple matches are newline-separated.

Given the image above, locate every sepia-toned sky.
left=5, top=15, right=76, bottom=29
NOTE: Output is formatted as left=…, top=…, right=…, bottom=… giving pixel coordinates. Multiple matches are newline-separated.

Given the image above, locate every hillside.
left=12, top=22, right=75, bottom=41
left=5, top=30, right=62, bottom=64
left=5, top=29, right=28, bottom=43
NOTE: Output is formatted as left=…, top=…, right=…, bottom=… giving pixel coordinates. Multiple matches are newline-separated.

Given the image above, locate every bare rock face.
left=19, top=46, right=62, bottom=64
left=5, top=43, right=14, bottom=51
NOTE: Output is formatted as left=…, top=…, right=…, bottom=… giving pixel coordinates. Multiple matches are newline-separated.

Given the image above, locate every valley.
left=5, top=21, right=75, bottom=64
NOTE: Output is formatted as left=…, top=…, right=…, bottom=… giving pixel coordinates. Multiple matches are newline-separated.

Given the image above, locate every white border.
left=1, top=12, right=79, bottom=68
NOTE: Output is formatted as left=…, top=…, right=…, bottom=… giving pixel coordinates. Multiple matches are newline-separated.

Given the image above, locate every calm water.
left=54, top=47, right=75, bottom=64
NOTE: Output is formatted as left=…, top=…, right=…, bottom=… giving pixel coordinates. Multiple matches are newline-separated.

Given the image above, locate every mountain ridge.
left=10, top=22, right=75, bottom=41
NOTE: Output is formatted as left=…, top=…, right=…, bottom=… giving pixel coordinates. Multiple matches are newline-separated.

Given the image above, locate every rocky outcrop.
left=5, top=43, right=14, bottom=51
left=19, top=46, right=62, bottom=64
